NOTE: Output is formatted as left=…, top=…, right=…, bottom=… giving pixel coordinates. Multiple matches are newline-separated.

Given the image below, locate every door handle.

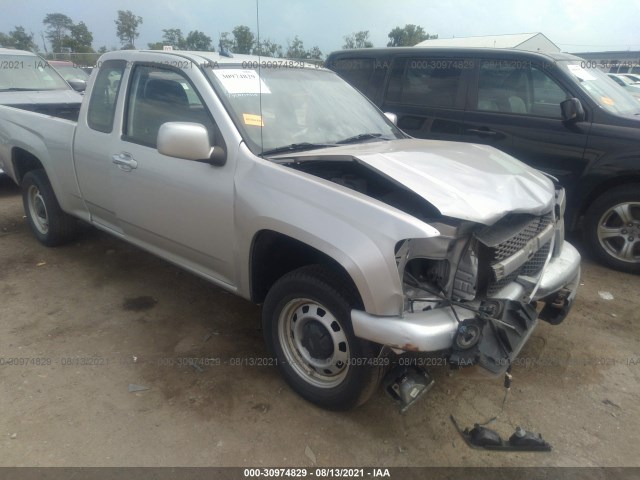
left=466, top=128, right=498, bottom=137
left=112, top=152, right=138, bottom=171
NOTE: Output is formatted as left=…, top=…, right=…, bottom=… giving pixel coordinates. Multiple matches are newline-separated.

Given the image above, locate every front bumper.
left=351, top=240, right=581, bottom=355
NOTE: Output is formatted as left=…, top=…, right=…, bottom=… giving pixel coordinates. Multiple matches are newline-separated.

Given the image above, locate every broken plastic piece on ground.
left=383, top=365, right=434, bottom=413
left=450, top=415, right=552, bottom=452
left=128, top=383, right=150, bottom=393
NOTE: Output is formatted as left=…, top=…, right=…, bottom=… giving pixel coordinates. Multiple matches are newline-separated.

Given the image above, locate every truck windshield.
left=206, top=66, right=404, bottom=155
left=562, top=62, right=640, bottom=115
left=0, top=55, right=70, bottom=92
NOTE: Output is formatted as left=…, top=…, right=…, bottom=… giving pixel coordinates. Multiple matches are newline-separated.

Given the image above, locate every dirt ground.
left=1, top=174, right=639, bottom=468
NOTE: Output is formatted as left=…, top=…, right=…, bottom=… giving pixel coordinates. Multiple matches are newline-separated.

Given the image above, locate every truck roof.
left=326, top=47, right=583, bottom=63
left=98, top=49, right=325, bottom=69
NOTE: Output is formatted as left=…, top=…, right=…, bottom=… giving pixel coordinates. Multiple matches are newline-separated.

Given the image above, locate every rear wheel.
left=262, top=265, right=383, bottom=410
left=583, top=184, right=640, bottom=273
left=21, top=169, right=80, bottom=247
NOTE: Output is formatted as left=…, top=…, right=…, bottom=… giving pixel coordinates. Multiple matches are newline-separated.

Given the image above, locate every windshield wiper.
left=336, top=133, right=389, bottom=144
left=260, top=142, right=336, bottom=156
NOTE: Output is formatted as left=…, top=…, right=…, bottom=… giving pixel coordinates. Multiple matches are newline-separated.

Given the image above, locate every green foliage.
left=185, top=31, right=213, bottom=51
left=232, top=25, right=255, bottom=54
left=0, top=26, right=38, bottom=51
left=43, top=13, right=73, bottom=53
left=343, top=31, right=373, bottom=49
left=64, top=22, right=94, bottom=53
left=253, top=39, right=283, bottom=58
left=387, top=24, right=437, bottom=47
left=218, top=32, right=235, bottom=53
left=162, top=28, right=185, bottom=49
left=115, top=10, right=142, bottom=48
left=285, top=36, right=323, bottom=60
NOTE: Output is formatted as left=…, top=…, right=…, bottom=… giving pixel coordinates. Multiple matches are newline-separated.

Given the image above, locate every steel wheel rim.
left=27, top=185, right=49, bottom=235
left=597, top=201, right=640, bottom=264
left=278, top=298, right=350, bottom=389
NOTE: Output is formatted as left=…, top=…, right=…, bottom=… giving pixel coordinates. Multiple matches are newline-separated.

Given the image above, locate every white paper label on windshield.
left=213, top=69, right=271, bottom=95
left=567, top=64, right=596, bottom=81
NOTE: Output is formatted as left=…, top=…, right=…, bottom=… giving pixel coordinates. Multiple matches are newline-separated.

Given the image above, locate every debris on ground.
left=128, top=384, right=150, bottom=393
left=598, top=291, right=614, bottom=300
left=304, top=445, right=317, bottom=464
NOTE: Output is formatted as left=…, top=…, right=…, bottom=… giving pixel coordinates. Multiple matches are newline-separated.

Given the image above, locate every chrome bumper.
left=351, top=240, right=581, bottom=353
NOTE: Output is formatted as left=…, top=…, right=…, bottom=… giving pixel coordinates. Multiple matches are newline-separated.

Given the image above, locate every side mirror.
left=560, top=98, right=585, bottom=123
left=157, top=122, right=226, bottom=165
left=68, top=79, right=87, bottom=92
left=384, top=112, right=398, bottom=125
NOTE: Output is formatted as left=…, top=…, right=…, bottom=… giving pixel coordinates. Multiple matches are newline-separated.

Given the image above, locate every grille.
left=492, top=213, right=553, bottom=262
left=484, top=212, right=554, bottom=296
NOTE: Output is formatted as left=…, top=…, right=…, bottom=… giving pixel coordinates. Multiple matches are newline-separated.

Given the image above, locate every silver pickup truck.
left=0, top=50, right=581, bottom=411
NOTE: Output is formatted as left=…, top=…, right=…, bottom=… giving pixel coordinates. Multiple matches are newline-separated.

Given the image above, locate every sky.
left=1, top=0, right=639, bottom=55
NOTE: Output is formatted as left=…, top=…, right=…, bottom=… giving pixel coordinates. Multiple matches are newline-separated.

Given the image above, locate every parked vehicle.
left=48, top=60, right=91, bottom=83
left=0, top=50, right=581, bottom=410
left=0, top=48, right=83, bottom=175
left=326, top=47, right=640, bottom=273
left=608, top=73, right=640, bottom=99
left=621, top=73, right=640, bottom=84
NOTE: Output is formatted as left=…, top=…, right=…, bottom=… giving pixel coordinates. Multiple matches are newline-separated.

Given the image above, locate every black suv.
left=326, top=47, right=640, bottom=273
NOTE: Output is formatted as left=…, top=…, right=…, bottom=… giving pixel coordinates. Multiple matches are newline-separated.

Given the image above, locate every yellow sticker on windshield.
left=243, top=113, right=264, bottom=127
left=601, top=97, right=615, bottom=106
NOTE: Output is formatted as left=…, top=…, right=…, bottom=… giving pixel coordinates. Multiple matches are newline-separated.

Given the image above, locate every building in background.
left=415, top=33, right=560, bottom=53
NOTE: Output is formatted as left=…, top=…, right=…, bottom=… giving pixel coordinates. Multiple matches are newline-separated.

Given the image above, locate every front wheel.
left=262, top=265, right=383, bottom=410
left=21, top=169, right=80, bottom=247
left=583, top=184, right=640, bottom=273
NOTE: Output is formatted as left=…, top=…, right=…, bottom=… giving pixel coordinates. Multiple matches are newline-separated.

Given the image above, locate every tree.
left=147, top=42, right=164, bottom=50
left=115, top=10, right=142, bottom=49
left=98, top=46, right=109, bottom=54
left=285, top=36, right=322, bottom=60
left=306, top=46, right=323, bottom=60
left=0, top=27, right=38, bottom=51
left=218, top=32, right=234, bottom=52
left=232, top=25, right=255, bottom=54
left=285, top=36, right=307, bottom=59
left=43, top=13, right=73, bottom=53
left=253, top=39, right=283, bottom=58
left=387, top=24, right=437, bottom=47
left=343, top=31, right=373, bottom=49
left=162, top=28, right=185, bottom=49
left=64, top=21, right=93, bottom=53
left=185, top=31, right=213, bottom=51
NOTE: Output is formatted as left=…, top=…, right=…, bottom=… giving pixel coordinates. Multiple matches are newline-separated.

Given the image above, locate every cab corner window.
left=87, top=60, right=126, bottom=133
left=386, top=58, right=466, bottom=109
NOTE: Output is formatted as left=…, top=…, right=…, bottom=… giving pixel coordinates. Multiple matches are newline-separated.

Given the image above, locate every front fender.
left=234, top=147, right=439, bottom=316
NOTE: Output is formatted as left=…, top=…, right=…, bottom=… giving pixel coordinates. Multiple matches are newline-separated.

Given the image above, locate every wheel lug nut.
left=630, top=237, right=635, bottom=242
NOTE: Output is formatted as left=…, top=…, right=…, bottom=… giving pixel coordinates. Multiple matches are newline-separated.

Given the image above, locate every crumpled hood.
left=288, top=139, right=555, bottom=225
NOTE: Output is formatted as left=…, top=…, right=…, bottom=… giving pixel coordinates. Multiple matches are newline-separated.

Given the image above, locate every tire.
left=262, top=265, right=384, bottom=410
left=21, top=169, right=80, bottom=247
left=583, top=184, right=640, bottom=274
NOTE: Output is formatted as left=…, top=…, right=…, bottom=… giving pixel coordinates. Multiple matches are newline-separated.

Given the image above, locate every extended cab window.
left=124, top=65, right=215, bottom=147
left=477, top=60, right=569, bottom=118
left=386, top=58, right=467, bottom=108
left=87, top=60, right=126, bottom=133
